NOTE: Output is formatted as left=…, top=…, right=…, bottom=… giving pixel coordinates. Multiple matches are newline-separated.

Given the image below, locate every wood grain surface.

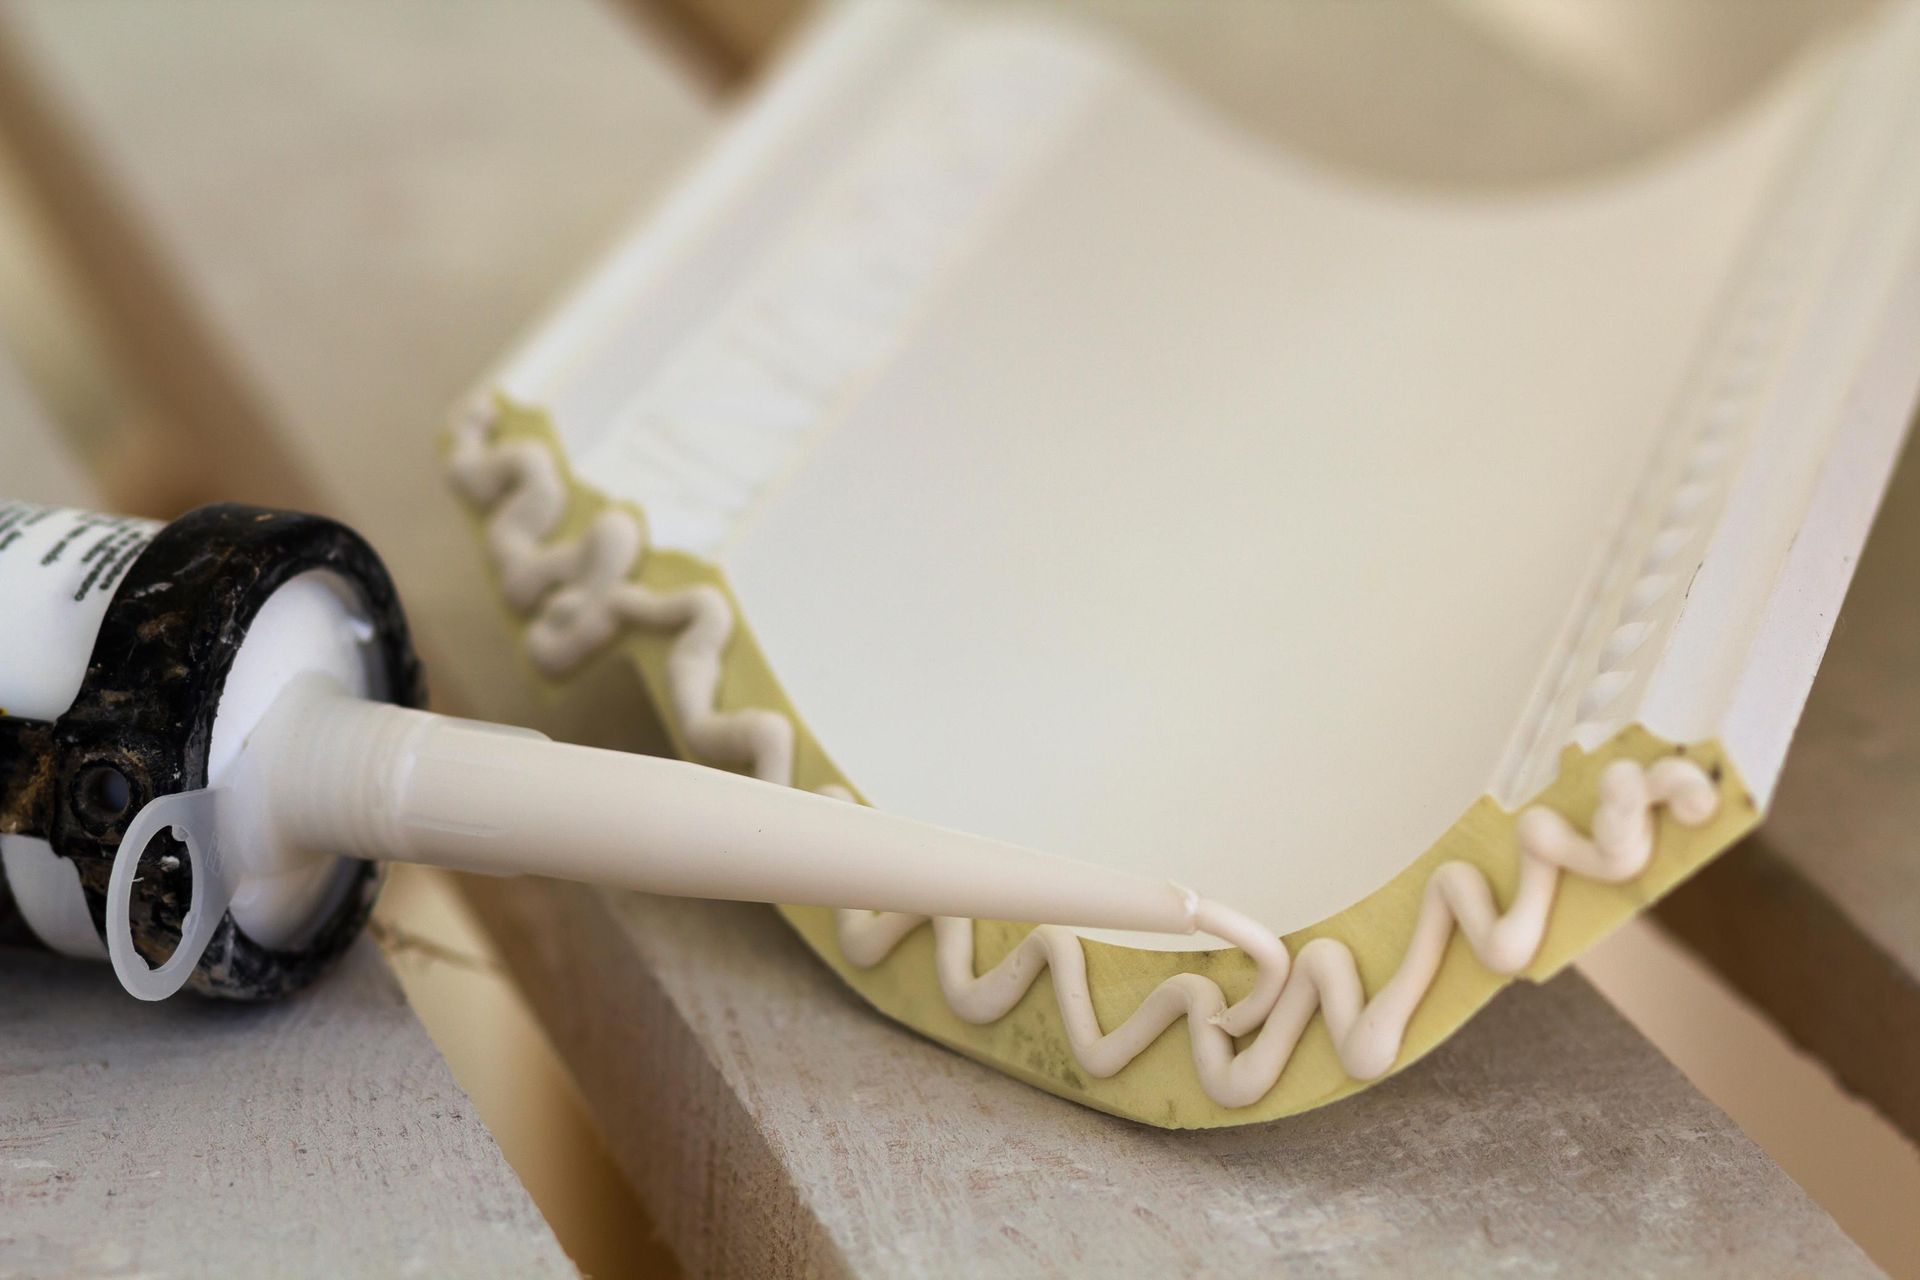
left=0, top=943, right=576, bottom=1279
left=467, top=878, right=1878, bottom=1278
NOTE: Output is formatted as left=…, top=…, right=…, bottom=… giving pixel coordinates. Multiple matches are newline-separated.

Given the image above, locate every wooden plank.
left=465, top=878, right=1879, bottom=1278
left=370, top=864, right=684, bottom=1280
left=0, top=345, right=577, bottom=1278
left=0, top=0, right=706, bottom=520
left=1659, top=425, right=1920, bottom=1140
left=0, top=942, right=576, bottom=1279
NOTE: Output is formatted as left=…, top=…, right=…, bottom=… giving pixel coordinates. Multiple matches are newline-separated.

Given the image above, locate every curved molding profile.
left=448, top=401, right=1725, bottom=1113
left=438, top=0, right=1920, bottom=1125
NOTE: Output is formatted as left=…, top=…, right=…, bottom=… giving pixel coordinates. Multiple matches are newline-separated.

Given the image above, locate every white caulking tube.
left=0, top=500, right=1200, bottom=1002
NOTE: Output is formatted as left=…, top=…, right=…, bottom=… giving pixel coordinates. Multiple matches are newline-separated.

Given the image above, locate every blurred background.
left=1, top=2, right=1915, bottom=1276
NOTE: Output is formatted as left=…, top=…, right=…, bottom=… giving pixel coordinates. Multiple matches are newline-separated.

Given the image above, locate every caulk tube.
left=9, top=502, right=1203, bottom=1001
left=0, top=500, right=423, bottom=998
left=241, top=681, right=1203, bottom=934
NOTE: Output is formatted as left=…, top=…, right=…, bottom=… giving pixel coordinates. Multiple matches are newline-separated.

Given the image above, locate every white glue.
left=0, top=500, right=1203, bottom=1001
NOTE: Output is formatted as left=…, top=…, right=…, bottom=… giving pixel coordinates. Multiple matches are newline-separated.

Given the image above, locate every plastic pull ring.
left=106, top=788, right=234, bottom=1001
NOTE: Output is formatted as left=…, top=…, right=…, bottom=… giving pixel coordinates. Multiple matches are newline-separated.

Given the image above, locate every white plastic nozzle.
left=107, top=677, right=1203, bottom=999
